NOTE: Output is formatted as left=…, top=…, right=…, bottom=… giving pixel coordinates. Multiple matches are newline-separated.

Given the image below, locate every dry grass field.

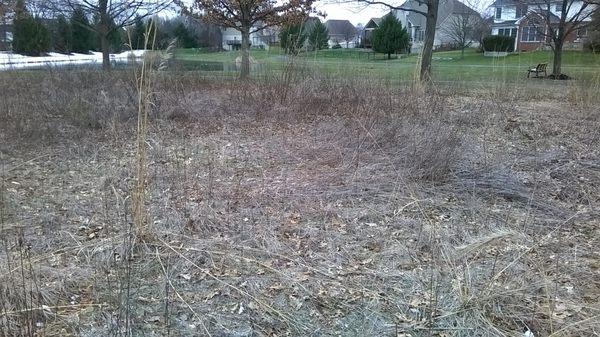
left=1, top=70, right=599, bottom=336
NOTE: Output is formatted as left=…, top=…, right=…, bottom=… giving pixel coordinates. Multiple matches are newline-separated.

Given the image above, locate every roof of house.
left=491, top=20, right=518, bottom=27
left=451, top=0, right=480, bottom=15
left=364, top=17, right=383, bottom=29
left=490, top=0, right=518, bottom=6
left=490, top=0, right=567, bottom=6
left=519, top=9, right=561, bottom=23
left=396, top=0, right=481, bottom=27
left=397, top=1, right=428, bottom=27
left=303, top=16, right=321, bottom=31
left=324, top=19, right=356, bottom=37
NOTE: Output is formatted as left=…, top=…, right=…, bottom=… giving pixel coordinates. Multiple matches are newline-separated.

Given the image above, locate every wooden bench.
left=527, top=63, right=548, bottom=78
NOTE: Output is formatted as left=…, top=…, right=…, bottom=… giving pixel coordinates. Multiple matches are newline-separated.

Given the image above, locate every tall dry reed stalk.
left=131, top=20, right=177, bottom=241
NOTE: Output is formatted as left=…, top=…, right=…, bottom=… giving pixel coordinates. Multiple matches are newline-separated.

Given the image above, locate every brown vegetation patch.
left=1, top=71, right=599, bottom=336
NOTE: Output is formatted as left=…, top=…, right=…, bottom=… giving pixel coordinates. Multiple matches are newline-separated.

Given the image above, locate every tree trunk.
left=388, top=52, right=391, bottom=59
left=240, top=26, right=250, bottom=79
left=420, top=0, right=439, bottom=82
left=101, top=33, right=110, bottom=70
left=461, top=46, right=465, bottom=59
left=552, top=42, right=563, bottom=76
left=98, top=0, right=111, bottom=70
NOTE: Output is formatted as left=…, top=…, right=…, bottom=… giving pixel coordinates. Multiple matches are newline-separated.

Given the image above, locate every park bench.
left=527, top=63, right=548, bottom=78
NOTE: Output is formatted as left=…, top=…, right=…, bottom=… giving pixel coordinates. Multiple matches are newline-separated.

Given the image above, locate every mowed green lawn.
left=173, top=47, right=600, bottom=83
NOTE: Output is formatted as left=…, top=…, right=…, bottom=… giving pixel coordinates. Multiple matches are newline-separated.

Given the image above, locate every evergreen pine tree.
left=12, top=0, right=52, bottom=56
left=129, top=16, right=145, bottom=49
left=308, top=20, right=329, bottom=50
left=108, top=24, right=124, bottom=52
left=53, top=15, right=72, bottom=53
left=279, top=24, right=307, bottom=54
left=70, top=6, right=93, bottom=53
left=373, top=14, right=409, bottom=59
left=173, top=22, right=197, bottom=48
left=144, top=18, right=167, bottom=49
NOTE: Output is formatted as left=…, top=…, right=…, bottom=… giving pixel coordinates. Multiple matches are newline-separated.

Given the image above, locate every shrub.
left=307, top=20, right=329, bottom=50
left=280, top=24, right=307, bottom=54
left=482, top=35, right=514, bottom=52
left=331, top=43, right=342, bottom=49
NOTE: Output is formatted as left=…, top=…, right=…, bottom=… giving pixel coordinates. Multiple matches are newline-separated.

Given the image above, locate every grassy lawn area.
left=173, top=47, right=600, bottom=83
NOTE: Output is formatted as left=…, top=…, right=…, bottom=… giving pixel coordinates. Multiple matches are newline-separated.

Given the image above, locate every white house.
left=221, top=27, right=276, bottom=51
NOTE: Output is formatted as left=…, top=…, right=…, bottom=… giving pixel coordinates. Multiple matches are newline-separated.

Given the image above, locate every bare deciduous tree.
left=440, top=2, right=482, bottom=59
left=44, top=0, right=171, bottom=69
left=0, top=0, right=16, bottom=50
left=521, top=0, right=596, bottom=76
left=178, top=0, right=316, bottom=79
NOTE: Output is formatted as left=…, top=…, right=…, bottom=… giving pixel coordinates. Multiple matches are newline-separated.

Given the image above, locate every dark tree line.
left=12, top=0, right=51, bottom=55
left=280, top=19, right=329, bottom=54
left=9, top=0, right=221, bottom=57
left=136, top=16, right=222, bottom=51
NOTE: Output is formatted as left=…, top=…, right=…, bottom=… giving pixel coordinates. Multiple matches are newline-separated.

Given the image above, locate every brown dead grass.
left=0, top=71, right=599, bottom=336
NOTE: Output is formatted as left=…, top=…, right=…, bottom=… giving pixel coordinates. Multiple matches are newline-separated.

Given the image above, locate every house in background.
left=392, top=0, right=481, bottom=53
left=0, top=23, right=12, bottom=51
left=324, top=19, right=357, bottom=48
left=490, top=0, right=593, bottom=52
left=363, top=17, right=382, bottom=48
left=363, top=0, right=481, bottom=53
left=0, top=2, right=14, bottom=51
left=221, top=25, right=278, bottom=51
left=303, top=17, right=321, bottom=33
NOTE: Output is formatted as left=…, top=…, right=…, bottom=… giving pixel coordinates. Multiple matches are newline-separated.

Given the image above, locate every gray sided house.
left=363, top=0, right=481, bottom=53
left=324, top=19, right=357, bottom=48
left=363, top=17, right=382, bottom=48
left=394, top=0, right=481, bottom=52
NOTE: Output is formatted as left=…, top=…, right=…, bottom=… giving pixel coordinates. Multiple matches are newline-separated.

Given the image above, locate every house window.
left=521, top=26, right=540, bottom=42
left=497, top=28, right=517, bottom=37
left=577, top=27, right=588, bottom=37
left=413, top=28, right=424, bottom=42
left=496, top=7, right=502, bottom=19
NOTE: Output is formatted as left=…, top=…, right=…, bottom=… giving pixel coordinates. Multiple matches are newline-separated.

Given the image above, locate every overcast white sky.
left=315, top=2, right=392, bottom=26
left=315, top=0, right=492, bottom=26
left=175, top=0, right=491, bottom=27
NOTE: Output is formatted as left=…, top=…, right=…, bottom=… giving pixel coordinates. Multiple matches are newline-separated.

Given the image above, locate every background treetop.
left=176, top=0, right=319, bottom=33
